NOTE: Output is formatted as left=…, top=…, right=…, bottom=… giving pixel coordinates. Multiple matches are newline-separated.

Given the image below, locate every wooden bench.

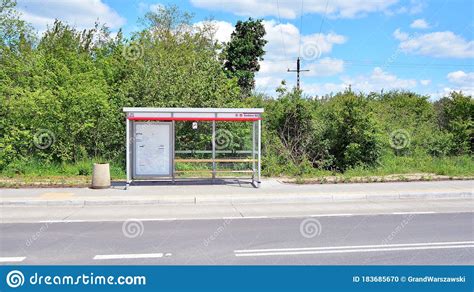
left=174, top=170, right=254, bottom=173
left=174, top=159, right=255, bottom=163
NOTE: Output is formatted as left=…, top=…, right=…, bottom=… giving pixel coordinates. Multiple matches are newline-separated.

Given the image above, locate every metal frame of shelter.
left=123, top=107, right=264, bottom=189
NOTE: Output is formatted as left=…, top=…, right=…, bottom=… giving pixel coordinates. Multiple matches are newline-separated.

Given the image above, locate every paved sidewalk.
left=0, top=179, right=472, bottom=206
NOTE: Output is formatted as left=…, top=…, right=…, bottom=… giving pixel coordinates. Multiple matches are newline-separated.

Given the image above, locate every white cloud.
left=420, top=79, right=431, bottom=86
left=259, top=57, right=344, bottom=77
left=16, top=0, right=125, bottom=32
left=206, top=19, right=347, bottom=94
left=407, top=0, right=425, bottom=14
left=149, top=3, right=165, bottom=13
left=255, top=20, right=347, bottom=93
left=447, top=70, right=474, bottom=85
left=305, top=58, right=345, bottom=77
left=342, top=67, right=418, bottom=93
left=199, top=19, right=346, bottom=56
left=410, top=18, right=429, bottom=29
left=194, top=20, right=235, bottom=43
left=262, top=20, right=346, bottom=61
left=411, top=72, right=473, bottom=99
left=395, top=29, right=474, bottom=58
left=261, top=67, right=422, bottom=97
left=255, top=75, right=286, bottom=93
left=301, top=68, right=421, bottom=97
left=433, top=86, right=474, bottom=98
left=191, top=0, right=399, bottom=19
left=389, top=0, right=425, bottom=15
left=446, top=71, right=474, bottom=94
left=393, top=28, right=409, bottom=41
left=301, top=82, right=347, bottom=96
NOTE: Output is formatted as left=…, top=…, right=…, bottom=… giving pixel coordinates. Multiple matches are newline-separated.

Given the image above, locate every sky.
left=14, top=0, right=474, bottom=98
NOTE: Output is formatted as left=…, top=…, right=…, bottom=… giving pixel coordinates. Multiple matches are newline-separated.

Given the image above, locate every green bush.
left=426, top=131, right=454, bottom=157
left=265, top=88, right=315, bottom=165
left=319, top=90, right=382, bottom=171
left=373, top=91, right=437, bottom=156
left=434, top=92, right=473, bottom=155
left=0, top=1, right=472, bottom=178
left=0, top=5, right=242, bottom=171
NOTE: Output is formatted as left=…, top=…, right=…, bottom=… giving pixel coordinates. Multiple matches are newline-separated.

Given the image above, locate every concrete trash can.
left=91, top=163, right=111, bottom=189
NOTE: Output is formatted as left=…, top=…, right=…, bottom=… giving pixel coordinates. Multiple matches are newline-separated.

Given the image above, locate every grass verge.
left=0, top=155, right=472, bottom=187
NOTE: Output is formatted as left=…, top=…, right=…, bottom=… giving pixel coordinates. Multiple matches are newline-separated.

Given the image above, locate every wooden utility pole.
left=287, top=57, right=309, bottom=91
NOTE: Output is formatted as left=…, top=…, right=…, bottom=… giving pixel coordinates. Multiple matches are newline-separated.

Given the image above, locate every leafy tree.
left=320, top=90, right=382, bottom=171
left=372, top=90, right=439, bottom=156
left=222, top=18, right=267, bottom=96
left=123, top=5, right=241, bottom=109
left=435, top=92, right=473, bottom=154
left=266, top=88, right=315, bottom=164
left=0, top=0, right=34, bottom=50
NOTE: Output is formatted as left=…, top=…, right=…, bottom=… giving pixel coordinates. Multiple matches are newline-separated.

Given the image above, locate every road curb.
left=1, top=191, right=471, bottom=206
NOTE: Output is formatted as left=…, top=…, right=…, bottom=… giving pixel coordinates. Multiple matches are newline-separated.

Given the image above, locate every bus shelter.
left=123, top=107, right=264, bottom=188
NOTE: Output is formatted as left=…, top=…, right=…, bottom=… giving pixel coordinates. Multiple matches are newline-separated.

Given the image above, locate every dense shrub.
left=434, top=92, right=473, bottom=155
left=265, top=88, right=316, bottom=164
left=0, top=1, right=472, bottom=177
left=0, top=5, right=242, bottom=170
left=318, top=90, right=382, bottom=171
left=264, top=88, right=383, bottom=173
left=372, top=91, right=437, bottom=156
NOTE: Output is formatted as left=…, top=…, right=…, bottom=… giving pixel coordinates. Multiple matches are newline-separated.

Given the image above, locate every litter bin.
left=91, top=163, right=111, bottom=189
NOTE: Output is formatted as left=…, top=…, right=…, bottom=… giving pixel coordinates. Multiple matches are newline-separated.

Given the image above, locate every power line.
left=276, top=0, right=291, bottom=70
left=274, top=57, right=473, bottom=68
left=298, top=0, right=304, bottom=58
left=341, top=60, right=474, bottom=68
left=292, top=0, right=311, bottom=91
left=291, top=0, right=329, bottom=92
left=316, top=0, right=329, bottom=47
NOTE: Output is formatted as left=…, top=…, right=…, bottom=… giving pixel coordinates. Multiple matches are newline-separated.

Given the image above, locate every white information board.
left=134, top=122, right=171, bottom=176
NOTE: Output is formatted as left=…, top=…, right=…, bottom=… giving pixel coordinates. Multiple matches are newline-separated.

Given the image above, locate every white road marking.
left=391, top=211, right=435, bottom=215
left=235, top=245, right=474, bottom=257
left=93, top=253, right=166, bottom=260
left=235, top=241, right=474, bottom=253
left=137, top=218, right=178, bottom=222
left=223, top=216, right=268, bottom=220
left=38, top=218, right=178, bottom=223
left=310, top=213, right=354, bottom=217
left=14, top=210, right=460, bottom=224
left=235, top=241, right=474, bottom=257
left=0, top=257, right=26, bottom=263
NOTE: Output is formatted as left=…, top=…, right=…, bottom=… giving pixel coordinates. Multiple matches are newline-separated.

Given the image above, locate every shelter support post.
left=212, top=119, right=216, bottom=181
left=172, top=119, right=176, bottom=184
left=252, top=121, right=256, bottom=185
left=257, top=119, right=262, bottom=188
left=125, top=117, right=131, bottom=189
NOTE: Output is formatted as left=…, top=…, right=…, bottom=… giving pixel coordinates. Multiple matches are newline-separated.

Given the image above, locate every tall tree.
left=0, top=0, right=34, bottom=50
left=223, top=18, right=267, bottom=96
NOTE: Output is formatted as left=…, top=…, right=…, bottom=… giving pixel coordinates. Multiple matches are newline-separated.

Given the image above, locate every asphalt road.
left=0, top=212, right=472, bottom=265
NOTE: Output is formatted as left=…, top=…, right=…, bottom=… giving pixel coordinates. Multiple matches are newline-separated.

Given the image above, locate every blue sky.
left=15, top=0, right=474, bottom=98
